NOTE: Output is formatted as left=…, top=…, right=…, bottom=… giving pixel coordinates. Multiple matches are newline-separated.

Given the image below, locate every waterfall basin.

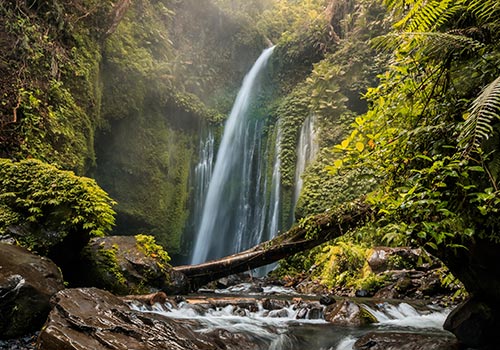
left=129, top=286, right=458, bottom=350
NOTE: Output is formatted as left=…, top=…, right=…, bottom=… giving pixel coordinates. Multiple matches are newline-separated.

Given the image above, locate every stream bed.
left=130, top=283, right=457, bottom=350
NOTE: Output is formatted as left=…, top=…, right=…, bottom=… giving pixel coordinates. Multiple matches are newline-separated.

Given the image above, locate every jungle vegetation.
left=1, top=0, right=499, bottom=296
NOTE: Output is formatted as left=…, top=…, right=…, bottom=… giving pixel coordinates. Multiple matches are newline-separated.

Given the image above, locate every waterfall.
left=191, top=46, right=277, bottom=264
left=293, top=114, right=318, bottom=207
left=191, top=129, right=215, bottom=236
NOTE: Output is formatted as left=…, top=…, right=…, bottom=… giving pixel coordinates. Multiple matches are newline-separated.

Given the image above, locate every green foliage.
left=94, top=244, right=128, bottom=293
left=329, top=0, right=500, bottom=251
left=459, top=75, right=500, bottom=156
left=256, top=0, right=327, bottom=43
left=314, top=241, right=366, bottom=288
left=282, top=1, right=389, bottom=218
left=276, top=85, right=311, bottom=188
left=0, top=0, right=112, bottom=172
left=94, top=114, right=195, bottom=253
left=135, top=234, right=171, bottom=270
left=0, top=159, right=115, bottom=252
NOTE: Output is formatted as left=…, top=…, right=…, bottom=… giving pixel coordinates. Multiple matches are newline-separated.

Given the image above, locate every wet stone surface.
left=0, top=333, right=38, bottom=350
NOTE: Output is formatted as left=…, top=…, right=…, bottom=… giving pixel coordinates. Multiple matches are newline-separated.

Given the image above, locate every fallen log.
left=174, top=200, right=372, bottom=288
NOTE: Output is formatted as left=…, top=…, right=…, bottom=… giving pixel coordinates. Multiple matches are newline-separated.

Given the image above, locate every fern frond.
left=372, top=32, right=484, bottom=59
left=468, top=0, right=500, bottom=26
left=487, top=151, right=500, bottom=182
left=459, top=75, right=500, bottom=156
left=393, top=0, right=464, bottom=32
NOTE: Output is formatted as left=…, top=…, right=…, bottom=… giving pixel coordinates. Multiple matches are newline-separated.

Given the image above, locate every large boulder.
left=434, top=238, right=500, bottom=349
left=0, top=243, right=64, bottom=339
left=444, top=297, right=498, bottom=350
left=37, top=287, right=223, bottom=350
left=80, top=235, right=189, bottom=295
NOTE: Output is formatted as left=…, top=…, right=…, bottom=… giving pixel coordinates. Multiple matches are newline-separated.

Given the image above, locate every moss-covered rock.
left=0, top=243, right=64, bottom=339
left=81, top=235, right=188, bottom=295
left=324, top=299, right=376, bottom=326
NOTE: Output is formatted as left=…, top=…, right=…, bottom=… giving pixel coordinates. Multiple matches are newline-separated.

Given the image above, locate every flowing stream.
left=131, top=286, right=454, bottom=350
left=191, top=46, right=279, bottom=264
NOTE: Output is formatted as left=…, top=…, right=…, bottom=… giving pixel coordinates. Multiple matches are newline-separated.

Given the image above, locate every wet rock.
left=262, top=298, right=290, bottom=310
left=355, top=289, right=370, bottom=297
left=319, top=294, right=336, bottom=306
left=367, top=247, right=421, bottom=273
left=248, top=284, right=264, bottom=293
left=444, top=297, right=499, bottom=349
left=373, top=285, right=399, bottom=299
left=324, top=300, right=376, bottom=326
left=305, top=305, right=323, bottom=320
left=353, top=332, right=460, bottom=350
left=268, top=309, right=289, bottom=318
left=295, top=278, right=328, bottom=294
left=0, top=332, right=38, bottom=350
left=215, top=274, right=252, bottom=289
left=296, top=307, right=308, bottom=319
left=203, top=329, right=261, bottom=350
left=37, top=288, right=224, bottom=350
left=210, top=298, right=259, bottom=312
left=0, top=243, right=64, bottom=339
left=120, top=291, right=168, bottom=305
left=81, top=236, right=189, bottom=295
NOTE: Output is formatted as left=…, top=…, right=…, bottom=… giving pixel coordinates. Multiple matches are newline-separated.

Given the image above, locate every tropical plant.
left=0, top=158, right=116, bottom=252
left=329, top=0, right=500, bottom=249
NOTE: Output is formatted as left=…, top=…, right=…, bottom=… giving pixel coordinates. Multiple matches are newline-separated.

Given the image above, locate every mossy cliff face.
left=0, top=0, right=115, bottom=172
left=93, top=0, right=266, bottom=255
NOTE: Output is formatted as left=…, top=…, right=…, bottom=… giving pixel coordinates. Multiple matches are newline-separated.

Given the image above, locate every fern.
left=468, top=0, right=500, bottom=25
left=396, top=0, right=463, bottom=32
left=373, top=31, right=484, bottom=59
left=459, top=75, right=500, bottom=156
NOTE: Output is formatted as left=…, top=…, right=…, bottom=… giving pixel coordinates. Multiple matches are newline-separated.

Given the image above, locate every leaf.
left=459, top=75, right=500, bottom=155
left=355, top=142, right=365, bottom=152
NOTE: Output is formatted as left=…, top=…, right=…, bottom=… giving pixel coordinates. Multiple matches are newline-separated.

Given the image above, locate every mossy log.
left=174, top=200, right=372, bottom=288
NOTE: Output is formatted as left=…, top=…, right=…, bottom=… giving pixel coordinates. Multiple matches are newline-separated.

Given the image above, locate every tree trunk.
left=174, top=200, right=371, bottom=288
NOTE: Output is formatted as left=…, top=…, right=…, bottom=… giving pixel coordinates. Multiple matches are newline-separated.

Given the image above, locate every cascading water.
left=130, top=294, right=454, bottom=350
left=190, top=129, right=215, bottom=237
left=293, top=114, right=319, bottom=208
left=191, top=46, right=280, bottom=264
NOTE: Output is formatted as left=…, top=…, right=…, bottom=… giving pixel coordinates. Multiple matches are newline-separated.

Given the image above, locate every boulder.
left=324, top=300, right=376, bottom=326
left=444, top=297, right=499, bottom=349
left=80, top=235, right=188, bottom=295
left=262, top=298, right=290, bottom=310
left=367, top=247, right=421, bottom=274
left=433, top=238, right=500, bottom=348
left=353, top=332, right=460, bottom=350
left=0, top=243, right=64, bottom=339
left=37, top=287, right=224, bottom=350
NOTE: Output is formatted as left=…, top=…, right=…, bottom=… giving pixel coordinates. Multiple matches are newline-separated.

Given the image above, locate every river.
left=131, top=283, right=456, bottom=350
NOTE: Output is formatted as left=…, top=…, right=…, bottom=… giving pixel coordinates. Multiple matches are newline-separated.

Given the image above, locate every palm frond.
left=459, top=75, right=500, bottom=156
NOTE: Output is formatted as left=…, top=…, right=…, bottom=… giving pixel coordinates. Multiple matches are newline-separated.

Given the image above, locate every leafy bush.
left=0, top=159, right=115, bottom=252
